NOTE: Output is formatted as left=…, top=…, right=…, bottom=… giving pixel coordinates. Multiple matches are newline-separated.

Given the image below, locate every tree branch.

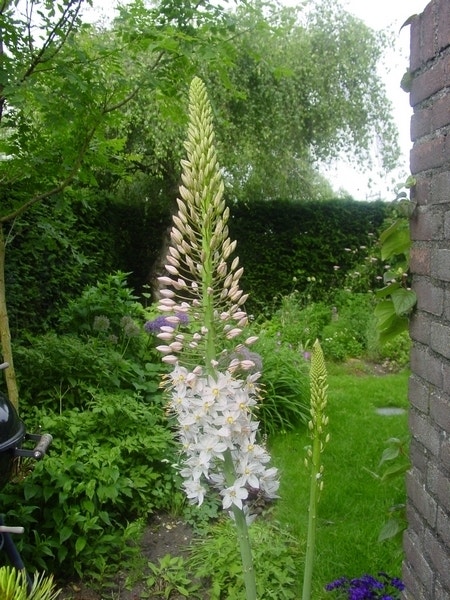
left=21, top=0, right=83, bottom=82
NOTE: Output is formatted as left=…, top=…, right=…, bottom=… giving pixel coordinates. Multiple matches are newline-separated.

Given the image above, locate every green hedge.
left=5, top=196, right=388, bottom=334
left=228, top=199, right=388, bottom=313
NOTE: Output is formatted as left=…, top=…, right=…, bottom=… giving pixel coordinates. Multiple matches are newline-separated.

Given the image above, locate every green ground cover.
left=270, top=362, right=409, bottom=598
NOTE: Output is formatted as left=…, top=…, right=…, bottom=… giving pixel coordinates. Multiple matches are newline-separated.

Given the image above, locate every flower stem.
left=223, top=449, right=257, bottom=600
left=232, top=505, right=257, bottom=600
left=302, top=340, right=328, bottom=600
left=302, top=430, right=321, bottom=600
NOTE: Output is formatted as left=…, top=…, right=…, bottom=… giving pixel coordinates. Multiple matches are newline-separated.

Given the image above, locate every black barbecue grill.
left=0, top=361, right=52, bottom=589
left=0, top=363, right=52, bottom=490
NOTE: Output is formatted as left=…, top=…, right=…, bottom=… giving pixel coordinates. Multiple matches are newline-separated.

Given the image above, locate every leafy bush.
left=5, top=196, right=122, bottom=337
left=368, top=330, right=411, bottom=372
left=0, top=392, right=179, bottom=581
left=263, top=291, right=381, bottom=363
left=229, top=199, right=388, bottom=313
left=319, top=293, right=374, bottom=362
left=187, top=517, right=301, bottom=599
left=14, top=333, right=162, bottom=411
left=252, top=331, right=310, bottom=435
left=58, top=271, right=146, bottom=342
left=266, top=292, right=331, bottom=349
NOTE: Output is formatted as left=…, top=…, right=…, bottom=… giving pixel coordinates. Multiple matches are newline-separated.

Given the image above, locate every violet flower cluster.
left=325, top=572, right=405, bottom=600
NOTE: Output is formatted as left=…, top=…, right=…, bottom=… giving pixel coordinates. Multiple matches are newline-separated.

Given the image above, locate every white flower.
left=220, top=478, right=249, bottom=510
left=183, top=479, right=207, bottom=505
left=259, top=467, right=280, bottom=498
left=236, top=456, right=262, bottom=489
left=165, top=366, right=279, bottom=516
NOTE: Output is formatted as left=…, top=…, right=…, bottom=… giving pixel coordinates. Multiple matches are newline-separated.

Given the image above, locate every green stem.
left=302, top=433, right=321, bottom=600
left=223, top=450, right=257, bottom=600
left=232, top=504, right=257, bottom=600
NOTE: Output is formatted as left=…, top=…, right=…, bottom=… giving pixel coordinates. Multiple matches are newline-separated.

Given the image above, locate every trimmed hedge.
left=228, top=199, right=388, bottom=313
left=6, top=196, right=388, bottom=333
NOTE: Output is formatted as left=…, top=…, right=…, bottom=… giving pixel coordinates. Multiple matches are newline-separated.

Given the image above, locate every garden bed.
left=59, top=513, right=195, bottom=599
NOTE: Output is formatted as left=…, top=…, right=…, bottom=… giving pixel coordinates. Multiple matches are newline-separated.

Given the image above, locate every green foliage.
left=251, top=331, right=310, bottom=435
left=201, top=0, right=399, bottom=202
left=146, top=554, right=201, bottom=599
left=13, top=331, right=162, bottom=410
left=320, top=293, right=374, bottom=362
left=374, top=179, right=417, bottom=343
left=0, top=566, right=59, bottom=600
left=269, top=292, right=331, bottom=347
left=366, top=437, right=410, bottom=546
left=12, top=272, right=164, bottom=406
left=178, top=493, right=222, bottom=535
left=229, top=199, right=388, bottom=315
left=0, top=391, right=179, bottom=580
left=261, top=291, right=380, bottom=364
left=187, top=518, right=301, bottom=599
left=6, top=196, right=125, bottom=336
left=368, top=331, right=411, bottom=372
left=58, top=271, right=145, bottom=337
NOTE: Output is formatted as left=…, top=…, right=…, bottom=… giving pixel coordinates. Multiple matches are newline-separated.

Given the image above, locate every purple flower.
left=145, top=315, right=170, bottom=333
left=145, top=312, right=189, bottom=334
left=325, top=573, right=404, bottom=600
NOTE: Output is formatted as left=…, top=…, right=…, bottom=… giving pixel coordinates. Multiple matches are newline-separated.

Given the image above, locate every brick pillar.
left=405, top=1, right=450, bottom=598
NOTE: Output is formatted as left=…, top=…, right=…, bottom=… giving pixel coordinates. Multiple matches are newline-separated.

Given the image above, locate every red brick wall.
left=406, top=1, right=450, bottom=598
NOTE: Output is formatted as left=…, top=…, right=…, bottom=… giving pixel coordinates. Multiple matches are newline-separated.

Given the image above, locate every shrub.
left=187, top=517, right=301, bottom=599
left=368, top=330, right=411, bottom=372
left=252, top=331, right=310, bottom=435
left=14, top=333, right=162, bottom=411
left=58, top=271, right=146, bottom=343
left=319, top=293, right=374, bottom=361
left=0, top=391, right=180, bottom=581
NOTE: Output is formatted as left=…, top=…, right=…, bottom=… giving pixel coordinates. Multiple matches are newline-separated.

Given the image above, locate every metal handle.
left=0, top=526, right=24, bottom=535
left=32, top=433, right=53, bottom=460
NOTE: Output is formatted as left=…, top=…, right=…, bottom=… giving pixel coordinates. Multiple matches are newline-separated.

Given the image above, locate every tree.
left=199, top=0, right=400, bottom=201
left=100, top=1, right=399, bottom=204
left=0, top=0, right=236, bottom=407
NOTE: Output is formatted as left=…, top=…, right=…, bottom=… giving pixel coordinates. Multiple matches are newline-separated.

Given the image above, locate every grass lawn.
left=269, top=360, right=410, bottom=599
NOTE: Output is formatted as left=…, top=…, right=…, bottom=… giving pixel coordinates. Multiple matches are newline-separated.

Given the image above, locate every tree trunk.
left=0, top=224, right=19, bottom=410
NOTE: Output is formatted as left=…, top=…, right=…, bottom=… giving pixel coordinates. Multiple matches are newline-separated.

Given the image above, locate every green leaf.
left=380, top=463, right=410, bottom=482
left=75, top=536, right=87, bottom=555
left=379, top=222, right=410, bottom=260
left=374, top=300, right=409, bottom=343
left=59, top=526, right=72, bottom=544
left=376, top=281, right=401, bottom=299
left=378, top=518, right=400, bottom=542
left=374, top=300, right=397, bottom=326
left=379, top=446, right=400, bottom=465
left=391, top=288, right=417, bottom=316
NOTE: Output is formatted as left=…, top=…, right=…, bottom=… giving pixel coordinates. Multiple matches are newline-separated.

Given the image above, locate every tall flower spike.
left=155, top=77, right=279, bottom=600
left=157, top=77, right=252, bottom=372
left=302, top=339, right=329, bottom=600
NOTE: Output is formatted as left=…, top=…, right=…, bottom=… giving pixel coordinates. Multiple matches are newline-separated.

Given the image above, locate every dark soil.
left=58, top=514, right=195, bottom=600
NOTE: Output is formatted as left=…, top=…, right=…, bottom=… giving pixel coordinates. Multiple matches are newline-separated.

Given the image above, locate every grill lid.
left=0, top=391, right=25, bottom=451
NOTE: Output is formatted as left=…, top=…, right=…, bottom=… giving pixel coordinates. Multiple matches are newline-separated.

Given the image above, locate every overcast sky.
left=83, top=0, right=432, bottom=200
